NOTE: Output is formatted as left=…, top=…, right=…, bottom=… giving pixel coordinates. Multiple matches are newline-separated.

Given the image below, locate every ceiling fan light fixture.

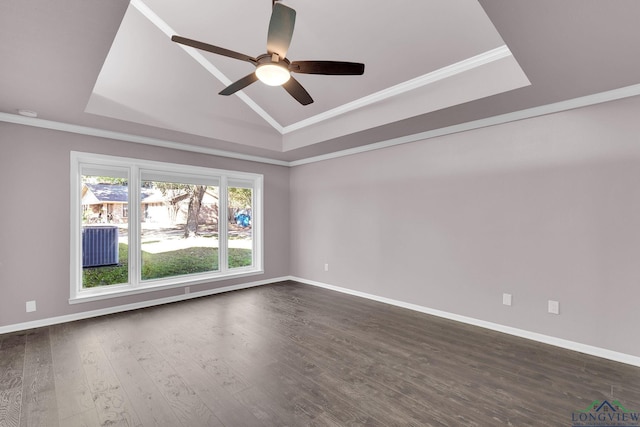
left=256, top=63, right=291, bottom=86
left=171, top=1, right=363, bottom=105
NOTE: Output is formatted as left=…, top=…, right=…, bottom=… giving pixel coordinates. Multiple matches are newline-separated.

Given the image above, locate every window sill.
left=69, top=268, right=264, bottom=304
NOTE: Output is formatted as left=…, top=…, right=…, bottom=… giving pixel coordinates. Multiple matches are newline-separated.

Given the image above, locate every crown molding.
left=0, top=112, right=289, bottom=166
left=131, top=0, right=285, bottom=133
left=133, top=0, right=513, bottom=136
left=282, top=45, right=512, bottom=134
left=3, top=83, right=640, bottom=168
left=289, top=82, right=640, bottom=166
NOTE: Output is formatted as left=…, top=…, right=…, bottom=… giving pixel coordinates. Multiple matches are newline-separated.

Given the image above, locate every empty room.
left=1, top=0, right=640, bottom=426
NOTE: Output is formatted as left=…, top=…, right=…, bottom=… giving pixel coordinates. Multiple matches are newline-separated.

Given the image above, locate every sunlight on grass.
left=82, top=243, right=252, bottom=288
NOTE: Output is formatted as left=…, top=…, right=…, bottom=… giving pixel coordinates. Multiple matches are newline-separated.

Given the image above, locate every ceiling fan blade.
left=267, top=3, right=296, bottom=59
left=290, top=61, right=365, bottom=75
left=219, top=73, right=259, bottom=96
left=282, top=76, right=313, bottom=105
left=172, top=35, right=257, bottom=64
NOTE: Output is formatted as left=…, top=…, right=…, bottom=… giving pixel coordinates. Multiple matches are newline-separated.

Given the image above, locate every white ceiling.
left=85, top=0, right=529, bottom=152
left=3, top=0, right=640, bottom=163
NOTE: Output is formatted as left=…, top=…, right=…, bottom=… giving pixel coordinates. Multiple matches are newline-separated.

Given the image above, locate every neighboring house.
left=82, top=183, right=132, bottom=223
left=81, top=183, right=218, bottom=226
left=82, top=183, right=165, bottom=224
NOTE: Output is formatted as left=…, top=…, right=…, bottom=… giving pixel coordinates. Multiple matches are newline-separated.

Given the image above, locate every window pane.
left=228, top=186, right=253, bottom=269
left=141, top=181, right=219, bottom=280
left=81, top=175, right=129, bottom=288
left=72, top=152, right=263, bottom=302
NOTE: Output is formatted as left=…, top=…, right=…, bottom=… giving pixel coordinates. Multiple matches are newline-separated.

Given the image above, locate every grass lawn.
left=83, top=243, right=252, bottom=288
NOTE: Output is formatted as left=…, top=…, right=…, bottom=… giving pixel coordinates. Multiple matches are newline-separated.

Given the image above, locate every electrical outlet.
left=26, top=300, right=36, bottom=313
left=185, top=287, right=190, bottom=294
left=324, top=263, right=329, bottom=272
left=502, top=293, right=512, bottom=306
left=548, top=300, right=560, bottom=315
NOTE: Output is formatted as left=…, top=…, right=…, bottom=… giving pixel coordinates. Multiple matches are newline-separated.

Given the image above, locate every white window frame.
left=70, top=151, right=263, bottom=303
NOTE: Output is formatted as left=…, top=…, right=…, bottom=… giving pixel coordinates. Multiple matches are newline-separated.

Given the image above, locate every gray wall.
left=2, top=95, right=640, bottom=359
left=290, top=96, right=640, bottom=358
left=0, top=123, right=290, bottom=327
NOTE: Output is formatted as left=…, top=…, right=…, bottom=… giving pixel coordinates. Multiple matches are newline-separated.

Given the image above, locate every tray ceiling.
left=3, top=0, right=640, bottom=163
left=86, top=0, right=529, bottom=152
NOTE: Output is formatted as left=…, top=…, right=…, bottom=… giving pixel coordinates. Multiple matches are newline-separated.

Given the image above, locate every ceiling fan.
left=171, top=0, right=365, bottom=105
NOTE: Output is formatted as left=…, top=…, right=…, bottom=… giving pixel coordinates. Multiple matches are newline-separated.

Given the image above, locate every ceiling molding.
left=130, top=0, right=285, bottom=133
left=4, top=83, right=640, bottom=169
left=131, top=0, right=513, bottom=137
left=282, top=45, right=513, bottom=134
left=0, top=112, right=289, bottom=167
left=289, top=82, right=640, bottom=166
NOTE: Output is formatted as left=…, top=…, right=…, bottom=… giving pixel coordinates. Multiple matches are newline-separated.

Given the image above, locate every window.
left=70, top=152, right=263, bottom=303
left=228, top=181, right=254, bottom=270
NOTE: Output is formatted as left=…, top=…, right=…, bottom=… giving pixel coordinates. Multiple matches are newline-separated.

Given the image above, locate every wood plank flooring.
left=1, top=281, right=639, bottom=426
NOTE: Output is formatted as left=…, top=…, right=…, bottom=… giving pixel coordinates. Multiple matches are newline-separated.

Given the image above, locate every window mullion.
left=253, top=176, right=263, bottom=271
left=129, top=166, right=141, bottom=287
left=219, top=176, right=229, bottom=274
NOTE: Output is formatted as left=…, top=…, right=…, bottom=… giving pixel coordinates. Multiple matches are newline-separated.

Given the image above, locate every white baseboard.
left=290, top=276, right=640, bottom=368
left=0, top=276, right=288, bottom=335
left=5, top=275, right=639, bottom=368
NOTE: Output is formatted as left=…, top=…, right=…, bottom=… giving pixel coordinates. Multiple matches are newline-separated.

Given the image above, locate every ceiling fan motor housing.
left=171, top=1, right=363, bottom=105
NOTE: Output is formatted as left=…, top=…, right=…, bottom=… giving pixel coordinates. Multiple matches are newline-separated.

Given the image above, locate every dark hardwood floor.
left=1, top=281, right=639, bottom=426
